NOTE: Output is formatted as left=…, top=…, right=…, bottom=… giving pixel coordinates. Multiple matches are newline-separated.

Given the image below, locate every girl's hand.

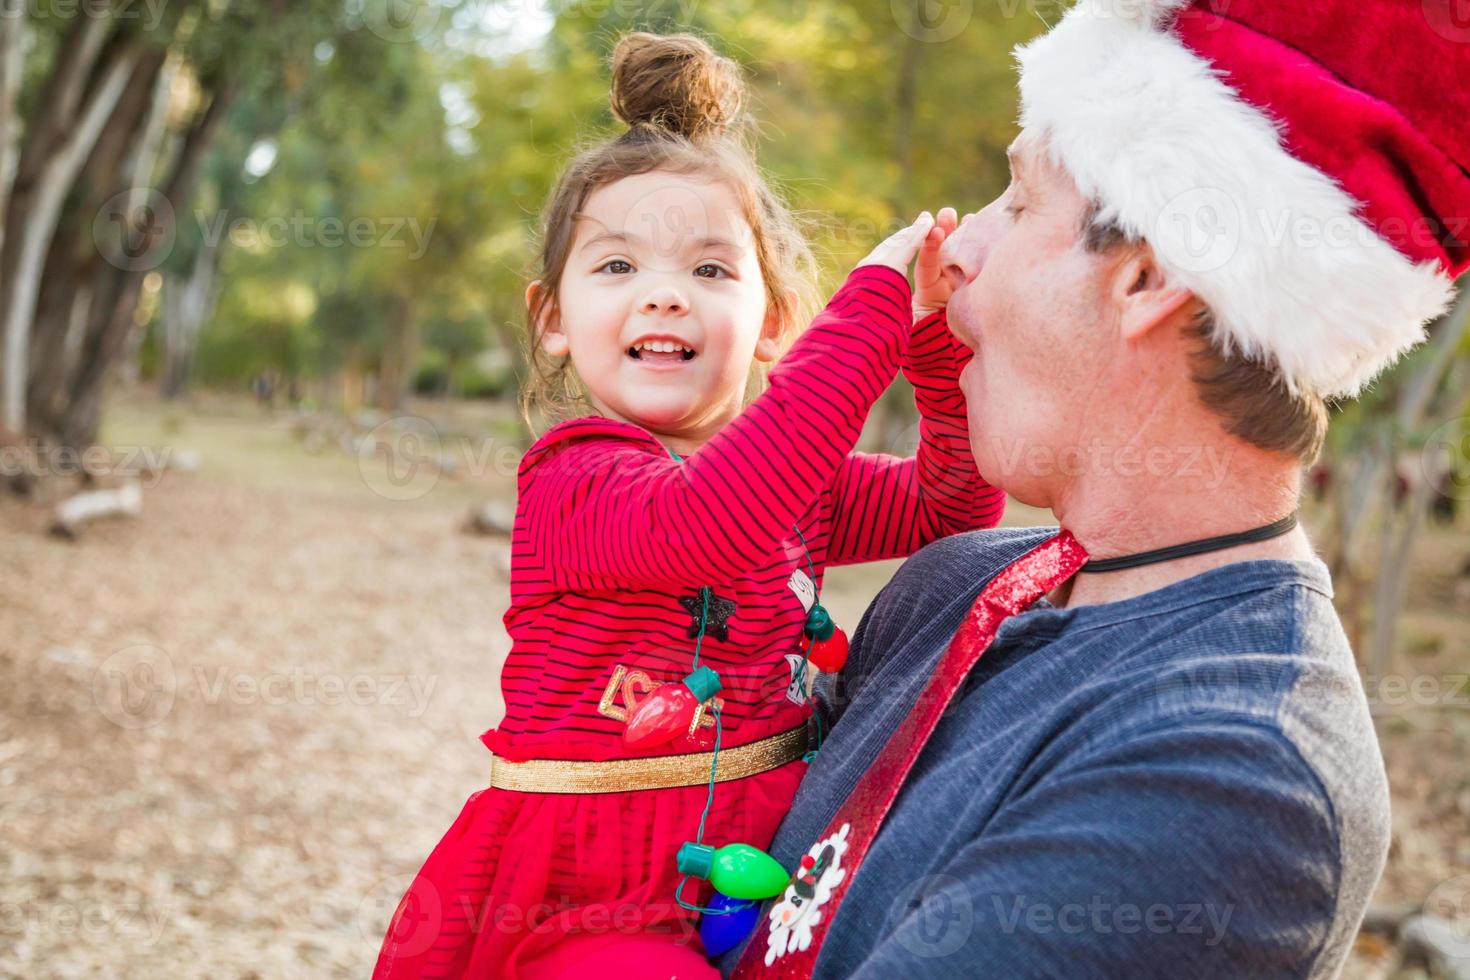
left=859, top=211, right=935, bottom=279
left=913, top=207, right=961, bottom=319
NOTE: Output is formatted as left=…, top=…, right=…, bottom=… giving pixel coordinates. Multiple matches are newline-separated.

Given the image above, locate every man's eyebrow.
left=1006, top=145, right=1031, bottom=190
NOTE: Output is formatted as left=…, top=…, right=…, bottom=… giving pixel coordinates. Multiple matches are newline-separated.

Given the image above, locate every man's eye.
left=694, top=263, right=727, bottom=279
left=598, top=259, right=633, bottom=274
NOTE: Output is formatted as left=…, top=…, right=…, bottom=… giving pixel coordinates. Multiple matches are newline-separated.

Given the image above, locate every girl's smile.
left=533, top=169, right=781, bottom=450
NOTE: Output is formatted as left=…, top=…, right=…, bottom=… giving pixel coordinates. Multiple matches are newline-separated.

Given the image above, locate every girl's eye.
left=1004, top=203, right=1024, bottom=220
left=599, top=259, right=633, bottom=274
left=694, top=263, right=727, bottom=279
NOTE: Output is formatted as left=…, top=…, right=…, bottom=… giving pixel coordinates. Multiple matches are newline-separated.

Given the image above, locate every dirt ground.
left=1, top=391, right=1466, bottom=978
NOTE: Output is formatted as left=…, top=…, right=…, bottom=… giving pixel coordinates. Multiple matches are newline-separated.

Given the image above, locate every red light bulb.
left=806, top=626, right=849, bottom=673
left=802, top=603, right=848, bottom=672
left=623, top=666, right=721, bottom=749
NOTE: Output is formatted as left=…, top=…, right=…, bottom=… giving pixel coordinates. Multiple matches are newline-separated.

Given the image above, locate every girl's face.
left=533, top=170, right=779, bottom=449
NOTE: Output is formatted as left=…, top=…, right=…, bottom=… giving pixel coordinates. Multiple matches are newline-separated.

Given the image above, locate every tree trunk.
left=26, top=45, right=168, bottom=436
left=1327, top=286, right=1470, bottom=577
left=160, top=237, right=221, bottom=398
left=0, top=19, right=139, bottom=433
left=0, top=0, right=26, bottom=258
left=60, top=78, right=236, bottom=448
left=376, top=293, right=418, bottom=412
left=1320, top=284, right=1470, bottom=667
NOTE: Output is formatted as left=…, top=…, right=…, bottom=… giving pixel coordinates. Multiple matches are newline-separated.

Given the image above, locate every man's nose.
left=639, top=284, right=688, bottom=315
left=939, top=209, right=996, bottom=288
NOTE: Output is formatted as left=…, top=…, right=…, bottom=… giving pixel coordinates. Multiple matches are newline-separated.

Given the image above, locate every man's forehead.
left=1005, top=134, right=1042, bottom=176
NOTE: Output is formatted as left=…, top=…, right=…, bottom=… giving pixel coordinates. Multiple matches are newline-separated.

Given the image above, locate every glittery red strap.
left=732, top=531, right=1089, bottom=977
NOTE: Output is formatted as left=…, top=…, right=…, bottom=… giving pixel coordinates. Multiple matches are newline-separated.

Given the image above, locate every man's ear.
left=1111, top=246, right=1195, bottom=343
left=526, top=280, right=569, bottom=358
left=753, top=288, right=797, bottom=363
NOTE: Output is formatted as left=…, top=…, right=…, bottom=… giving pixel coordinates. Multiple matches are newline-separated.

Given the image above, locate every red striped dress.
left=373, top=266, right=1005, bottom=978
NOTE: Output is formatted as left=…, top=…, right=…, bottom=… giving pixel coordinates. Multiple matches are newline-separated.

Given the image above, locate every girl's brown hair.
left=521, top=32, right=816, bottom=426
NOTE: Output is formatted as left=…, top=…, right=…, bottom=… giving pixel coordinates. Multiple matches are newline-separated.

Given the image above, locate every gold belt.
left=488, top=724, right=811, bottom=794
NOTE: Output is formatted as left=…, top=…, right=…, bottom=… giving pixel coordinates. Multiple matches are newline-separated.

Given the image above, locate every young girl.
left=374, top=32, right=1004, bottom=979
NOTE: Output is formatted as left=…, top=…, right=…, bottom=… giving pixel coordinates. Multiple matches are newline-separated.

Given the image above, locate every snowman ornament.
left=764, top=823, right=851, bottom=966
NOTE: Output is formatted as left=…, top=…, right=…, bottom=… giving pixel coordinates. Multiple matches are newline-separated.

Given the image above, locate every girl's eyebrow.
left=574, top=226, right=746, bottom=255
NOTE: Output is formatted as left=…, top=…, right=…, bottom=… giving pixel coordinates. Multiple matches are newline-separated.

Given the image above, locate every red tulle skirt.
left=373, top=759, right=806, bottom=979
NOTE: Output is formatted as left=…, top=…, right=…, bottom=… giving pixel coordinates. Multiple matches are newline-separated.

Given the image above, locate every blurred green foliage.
left=179, top=0, right=1048, bottom=399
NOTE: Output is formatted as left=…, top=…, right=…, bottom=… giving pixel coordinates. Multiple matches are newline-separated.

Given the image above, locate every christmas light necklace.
left=619, top=447, right=849, bottom=955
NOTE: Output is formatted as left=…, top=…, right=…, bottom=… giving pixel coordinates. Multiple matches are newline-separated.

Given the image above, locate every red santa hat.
left=1015, top=0, right=1470, bottom=397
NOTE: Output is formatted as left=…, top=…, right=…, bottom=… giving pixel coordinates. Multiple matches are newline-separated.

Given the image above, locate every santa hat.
left=1015, top=0, right=1470, bottom=397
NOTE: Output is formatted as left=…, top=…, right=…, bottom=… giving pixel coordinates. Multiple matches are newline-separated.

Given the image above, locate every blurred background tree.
left=0, top=0, right=1466, bottom=667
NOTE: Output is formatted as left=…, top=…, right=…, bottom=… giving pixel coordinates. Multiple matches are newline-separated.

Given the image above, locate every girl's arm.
left=823, top=308, right=1005, bottom=566
left=520, top=263, right=919, bottom=592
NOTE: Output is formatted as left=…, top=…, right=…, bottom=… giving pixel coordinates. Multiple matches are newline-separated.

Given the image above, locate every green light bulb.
left=677, top=841, right=788, bottom=900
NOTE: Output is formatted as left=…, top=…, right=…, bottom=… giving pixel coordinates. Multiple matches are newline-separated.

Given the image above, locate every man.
left=721, top=0, right=1469, bottom=976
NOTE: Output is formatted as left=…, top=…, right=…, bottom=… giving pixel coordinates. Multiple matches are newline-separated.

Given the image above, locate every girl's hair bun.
left=609, top=32, right=745, bottom=141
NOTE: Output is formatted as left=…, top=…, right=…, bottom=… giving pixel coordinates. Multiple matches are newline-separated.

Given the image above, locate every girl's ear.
left=753, top=288, right=797, bottom=363
left=526, top=280, right=569, bottom=358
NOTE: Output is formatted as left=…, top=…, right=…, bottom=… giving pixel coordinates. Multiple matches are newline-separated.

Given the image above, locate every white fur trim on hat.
left=1014, top=0, right=1453, bottom=397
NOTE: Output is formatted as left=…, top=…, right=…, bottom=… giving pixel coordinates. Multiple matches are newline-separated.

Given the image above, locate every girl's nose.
left=639, top=285, right=688, bottom=315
